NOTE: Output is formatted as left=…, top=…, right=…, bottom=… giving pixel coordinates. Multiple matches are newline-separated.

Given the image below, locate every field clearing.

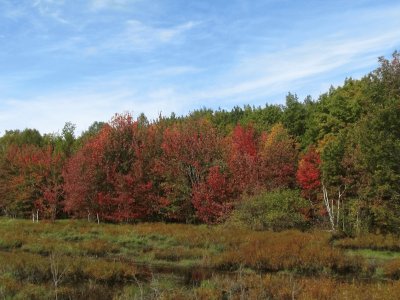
left=1, top=218, right=400, bottom=299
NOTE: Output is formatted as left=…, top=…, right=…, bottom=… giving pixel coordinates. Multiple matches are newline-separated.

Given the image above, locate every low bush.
left=383, top=259, right=400, bottom=279
left=228, top=189, right=311, bottom=231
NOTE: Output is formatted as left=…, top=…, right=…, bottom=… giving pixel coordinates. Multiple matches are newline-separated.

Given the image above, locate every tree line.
left=0, top=52, right=399, bottom=233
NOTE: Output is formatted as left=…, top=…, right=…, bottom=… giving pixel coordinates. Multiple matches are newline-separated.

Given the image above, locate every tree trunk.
left=322, top=184, right=335, bottom=231
left=337, top=198, right=340, bottom=229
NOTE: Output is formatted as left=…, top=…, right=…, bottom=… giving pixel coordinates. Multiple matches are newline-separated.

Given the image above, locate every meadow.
left=1, top=218, right=400, bottom=299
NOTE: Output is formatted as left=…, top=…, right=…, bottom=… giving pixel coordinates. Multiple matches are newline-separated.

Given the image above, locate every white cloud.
left=0, top=95, right=120, bottom=135
left=0, top=85, right=187, bottom=135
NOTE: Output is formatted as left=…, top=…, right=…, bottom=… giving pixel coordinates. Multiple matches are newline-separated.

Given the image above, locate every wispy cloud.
left=66, top=20, right=199, bottom=56
left=106, top=20, right=198, bottom=52
left=1, top=24, right=399, bottom=134
left=89, top=0, right=132, bottom=11
left=32, top=0, right=70, bottom=24
left=152, top=66, right=202, bottom=77
left=201, top=32, right=400, bottom=102
left=184, top=4, right=400, bottom=105
left=40, top=36, right=86, bottom=54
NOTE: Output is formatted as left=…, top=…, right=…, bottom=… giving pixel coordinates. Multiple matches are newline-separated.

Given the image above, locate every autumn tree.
left=259, top=123, right=298, bottom=190
left=227, top=124, right=258, bottom=194
left=63, top=127, right=109, bottom=222
left=101, top=113, right=164, bottom=222
left=64, top=113, right=165, bottom=222
left=192, top=166, right=233, bottom=223
left=296, top=146, right=321, bottom=201
left=0, top=144, right=63, bottom=220
left=34, top=147, right=64, bottom=221
left=156, top=118, right=226, bottom=222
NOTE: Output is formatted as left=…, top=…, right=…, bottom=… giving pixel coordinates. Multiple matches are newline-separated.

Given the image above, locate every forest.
left=0, top=52, right=399, bottom=234
left=0, top=52, right=400, bottom=299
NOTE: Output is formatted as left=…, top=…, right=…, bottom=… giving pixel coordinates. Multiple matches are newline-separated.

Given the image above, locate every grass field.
left=1, top=218, right=400, bottom=299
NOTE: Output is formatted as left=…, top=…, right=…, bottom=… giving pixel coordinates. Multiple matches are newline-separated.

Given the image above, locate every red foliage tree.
left=34, top=146, right=64, bottom=221
left=63, top=113, right=165, bottom=222
left=102, top=114, right=162, bottom=221
left=227, top=124, right=259, bottom=194
left=63, top=127, right=108, bottom=221
left=156, top=118, right=226, bottom=222
left=2, top=144, right=63, bottom=220
left=192, top=166, right=233, bottom=224
left=296, top=146, right=321, bottom=201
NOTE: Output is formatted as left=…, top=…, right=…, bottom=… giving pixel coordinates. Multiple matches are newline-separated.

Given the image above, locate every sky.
left=0, top=0, right=400, bottom=135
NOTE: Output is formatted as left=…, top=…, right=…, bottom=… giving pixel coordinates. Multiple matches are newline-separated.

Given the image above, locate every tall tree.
left=282, top=93, right=307, bottom=138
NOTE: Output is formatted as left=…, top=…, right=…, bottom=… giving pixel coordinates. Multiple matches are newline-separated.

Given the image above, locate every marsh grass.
left=336, top=234, right=400, bottom=251
left=1, top=217, right=400, bottom=298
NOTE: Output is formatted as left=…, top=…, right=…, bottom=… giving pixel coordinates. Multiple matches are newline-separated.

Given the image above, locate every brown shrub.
left=210, top=230, right=363, bottom=275
left=384, top=259, right=400, bottom=279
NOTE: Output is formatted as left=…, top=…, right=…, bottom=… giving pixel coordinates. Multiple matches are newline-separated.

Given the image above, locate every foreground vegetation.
left=1, top=218, right=400, bottom=299
left=0, top=51, right=399, bottom=298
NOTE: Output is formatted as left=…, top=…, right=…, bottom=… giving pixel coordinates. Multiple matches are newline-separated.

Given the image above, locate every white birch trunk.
left=322, top=183, right=335, bottom=231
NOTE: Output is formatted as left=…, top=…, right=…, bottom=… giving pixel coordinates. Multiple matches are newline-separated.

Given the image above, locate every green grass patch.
left=347, top=249, right=400, bottom=260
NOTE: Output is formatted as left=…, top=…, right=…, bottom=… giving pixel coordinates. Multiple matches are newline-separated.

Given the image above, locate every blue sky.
left=0, top=0, right=400, bottom=135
